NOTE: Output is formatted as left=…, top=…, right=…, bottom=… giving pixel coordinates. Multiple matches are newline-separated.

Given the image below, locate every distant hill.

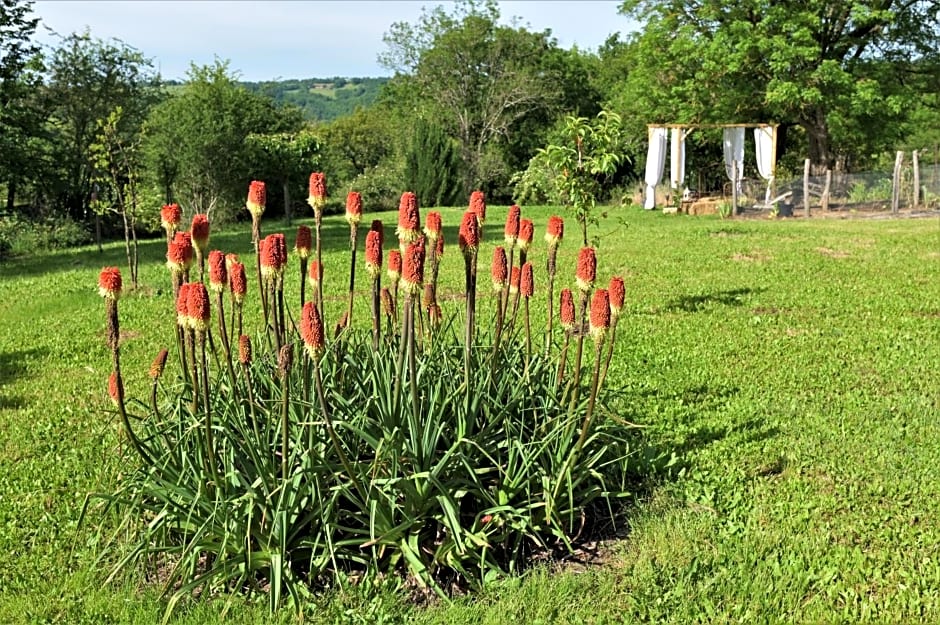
left=240, top=77, right=389, bottom=121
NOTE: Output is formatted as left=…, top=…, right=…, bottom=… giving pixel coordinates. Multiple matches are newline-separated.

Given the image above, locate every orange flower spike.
left=273, top=233, right=288, bottom=272
left=401, top=240, right=425, bottom=295
left=517, top=219, right=534, bottom=252
left=365, top=229, right=383, bottom=278
left=396, top=192, right=420, bottom=245
left=307, top=172, right=327, bottom=212
left=469, top=190, right=486, bottom=225
left=166, top=231, right=194, bottom=273
left=491, top=246, right=508, bottom=292
left=108, top=371, right=122, bottom=405
left=504, top=204, right=521, bottom=246
left=308, top=260, right=322, bottom=287
left=609, top=276, right=625, bottom=319
left=521, top=262, right=534, bottom=298
left=160, top=203, right=181, bottom=233
left=458, top=210, right=479, bottom=255
left=190, top=214, right=210, bottom=252
left=247, top=180, right=266, bottom=218
left=176, top=282, right=193, bottom=327
left=345, top=191, right=363, bottom=226
left=545, top=215, right=564, bottom=248
left=424, top=211, right=443, bottom=242
left=149, top=348, right=169, bottom=380
left=98, top=266, right=122, bottom=300
left=238, top=335, right=252, bottom=365
left=576, top=247, right=597, bottom=292
left=387, top=250, right=401, bottom=284
left=589, top=288, right=611, bottom=343
left=187, top=282, right=211, bottom=333
left=208, top=250, right=226, bottom=293
left=509, top=266, right=521, bottom=295
left=294, top=225, right=312, bottom=260
left=300, top=301, right=325, bottom=357
left=560, top=288, right=575, bottom=331
left=229, top=262, right=247, bottom=304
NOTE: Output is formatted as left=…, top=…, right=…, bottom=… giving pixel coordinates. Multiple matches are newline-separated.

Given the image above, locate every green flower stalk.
left=295, top=225, right=312, bottom=308
left=599, top=276, right=625, bottom=390
left=458, top=210, right=480, bottom=381
left=247, top=180, right=267, bottom=317
left=569, top=247, right=596, bottom=409
left=544, top=215, right=564, bottom=354
left=345, top=191, right=363, bottom=329
left=577, top=288, right=610, bottom=453
left=307, top=172, right=327, bottom=311
left=365, top=227, right=383, bottom=350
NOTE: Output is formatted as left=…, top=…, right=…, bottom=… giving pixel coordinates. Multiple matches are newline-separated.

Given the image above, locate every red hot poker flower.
left=190, top=214, right=210, bottom=252
left=576, top=247, right=597, bottom=292
left=300, top=301, right=325, bottom=357
left=108, top=371, right=122, bottom=405
left=295, top=225, right=312, bottom=260
left=176, top=282, right=193, bottom=327
left=560, top=288, right=575, bottom=331
left=208, top=250, right=226, bottom=292
left=387, top=249, right=401, bottom=283
left=238, top=334, right=252, bottom=364
left=365, top=229, right=383, bottom=278
left=609, top=276, right=625, bottom=318
left=149, top=348, right=169, bottom=379
left=229, top=262, right=247, bottom=304
left=396, top=192, right=420, bottom=245
left=521, top=262, right=534, bottom=298
left=517, top=219, right=534, bottom=252
left=345, top=191, right=363, bottom=225
left=272, top=233, right=287, bottom=271
left=589, top=288, right=611, bottom=342
left=491, top=246, right=508, bottom=292
left=469, top=191, right=486, bottom=225
left=166, top=232, right=194, bottom=274
left=544, top=215, right=564, bottom=248
left=247, top=181, right=266, bottom=218
left=424, top=211, right=443, bottom=241
left=160, top=203, right=181, bottom=232
left=504, top=204, right=521, bottom=245
left=509, top=266, right=521, bottom=294
left=401, top=240, right=425, bottom=295
left=225, top=253, right=240, bottom=273
left=98, top=266, right=122, bottom=300
left=308, top=172, right=327, bottom=211
left=187, top=282, right=211, bottom=333
left=370, top=219, right=384, bottom=246
left=458, top=210, right=479, bottom=254
left=308, top=260, right=322, bottom=285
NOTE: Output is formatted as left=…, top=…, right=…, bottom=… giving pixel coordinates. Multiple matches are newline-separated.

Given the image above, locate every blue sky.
left=32, top=1, right=634, bottom=81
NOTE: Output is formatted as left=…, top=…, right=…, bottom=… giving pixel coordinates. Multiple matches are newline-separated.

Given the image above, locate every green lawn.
left=1, top=207, right=938, bottom=623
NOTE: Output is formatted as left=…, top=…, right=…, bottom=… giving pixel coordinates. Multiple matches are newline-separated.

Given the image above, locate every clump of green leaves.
left=513, top=111, right=626, bottom=246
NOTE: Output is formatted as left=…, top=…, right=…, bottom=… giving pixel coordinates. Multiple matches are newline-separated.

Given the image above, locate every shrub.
left=88, top=186, right=637, bottom=617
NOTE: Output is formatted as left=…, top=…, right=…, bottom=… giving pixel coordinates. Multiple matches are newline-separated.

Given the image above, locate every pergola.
left=644, top=123, right=779, bottom=211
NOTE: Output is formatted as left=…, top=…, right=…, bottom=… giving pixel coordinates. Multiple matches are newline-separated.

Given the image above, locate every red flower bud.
left=230, top=262, right=247, bottom=304
left=609, top=276, right=625, bottom=318
left=560, top=288, right=575, bottom=331
left=295, top=225, right=312, bottom=260
left=387, top=249, right=401, bottom=283
left=469, top=190, right=486, bottom=225
left=187, top=282, right=211, bottom=332
left=308, top=260, right=322, bottom=285
left=365, top=229, right=382, bottom=278
left=401, top=240, right=425, bottom=294
left=518, top=219, right=534, bottom=252
left=345, top=191, right=363, bottom=225
left=208, top=250, right=226, bottom=292
left=424, top=211, right=443, bottom=241
left=238, top=334, right=252, bottom=364
left=98, top=266, right=122, bottom=300
left=589, top=288, right=611, bottom=342
left=396, top=192, right=420, bottom=245
left=545, top=215, right=564, bottom=247
left=247, top=181, right=266, bottom=218
left=491, top=246, right=508, bottom=292
left=160, top=203, right=181, bottom=232
left=308, top=172, right=327, bottom=211
left=504, top=204, right=521, bottom=245
left=108, top=371, right=122, bottom=405
left=176, top=282, right=192, bottom=327
left=166, top=232, right=194, bottom=274
left=509, top=266, right=521, bottom=294
left=190, top=214, right=210, bottom=252
left=521, top=262, right=534, bottom=298
left=149, top=348, right=169, bottom=379
left=458, top=210, right=479, bottom=254
left=576, top=247, right=596, bottom=292
left=300, top=301, right=325, bottom=357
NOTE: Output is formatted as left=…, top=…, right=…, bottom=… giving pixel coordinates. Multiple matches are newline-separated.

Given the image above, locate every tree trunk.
left=282, top=180, right=291, bottom=225
left=802, top=107, right=833, bottom=174
left=6, top=179, right=15, bottom=213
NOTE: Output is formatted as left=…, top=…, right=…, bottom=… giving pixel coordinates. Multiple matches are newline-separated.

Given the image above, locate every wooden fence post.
left=803, top=159, right=811, bottom=218
left=912, top=150, right=920, bottom=210
left=891, top=150, right=903, bottom=214
left=821, top=169, right=831, bottom=212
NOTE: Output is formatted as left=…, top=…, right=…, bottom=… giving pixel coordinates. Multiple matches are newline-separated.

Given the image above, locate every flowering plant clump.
left=91, top=189, right=636, bottom=619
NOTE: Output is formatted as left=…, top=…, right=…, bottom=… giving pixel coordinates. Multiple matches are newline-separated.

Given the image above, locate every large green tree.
left=380, top=0, right=566, bottom=195
left=616, top=0, right=940, bottom=170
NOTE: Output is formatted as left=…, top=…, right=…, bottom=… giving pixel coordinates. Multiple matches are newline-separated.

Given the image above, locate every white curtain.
left=722, top=127, right=745, bottom=183
left=754, top=126, right=774, bottom=203
left=644, top=127, right=667, bottom=209
left=670, top=128, right=686, bottom=190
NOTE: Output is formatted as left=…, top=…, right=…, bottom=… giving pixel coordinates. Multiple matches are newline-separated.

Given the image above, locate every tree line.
left=1, top=0, right=937, bottom=252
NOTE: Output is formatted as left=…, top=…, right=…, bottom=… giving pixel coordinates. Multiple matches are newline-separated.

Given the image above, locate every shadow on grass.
left=0, top=347, right=48, bottom=410
left=663, top=287, right=766, bottom=313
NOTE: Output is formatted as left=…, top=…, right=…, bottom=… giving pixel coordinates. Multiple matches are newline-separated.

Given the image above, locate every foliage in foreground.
left=87, top=186, right=636, bottom=617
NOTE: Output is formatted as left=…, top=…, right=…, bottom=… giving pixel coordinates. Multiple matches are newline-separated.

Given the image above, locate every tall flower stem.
left=556, top=333, right=571, bottom=391
left=463, top=250, right=477, bottom=385
left=252, top=217, right=268, bottom=329
left=370, top=277, right=381, bottom=350
left=198, top=332, right=219, bottom=491
left=503, top=248, right=515, bottom=316
left=299, top=258, right=308, bottom=308
left=311, top=352, right=365, bottom=501
left=187, top=328, right=198, bottom=415
left=576, top=341, right=605, bottom=453
left=568, top=291, right=589, bottom=410
left=315, top=211, right=324, bottom=312
left=280, top=360, right=290, bottom=483
left=524, top=297, right=532, bottom=358
left=214, top=292, right=236, bottom=387
left=406, top=296, right=420, bottom=425
left=346, top=223, right=359, bottom=329
left=545, top=249, right=558, bottom=355
left=242, top=360, right=260, bottom=441
left=598, top=316, right=621, bottom=390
